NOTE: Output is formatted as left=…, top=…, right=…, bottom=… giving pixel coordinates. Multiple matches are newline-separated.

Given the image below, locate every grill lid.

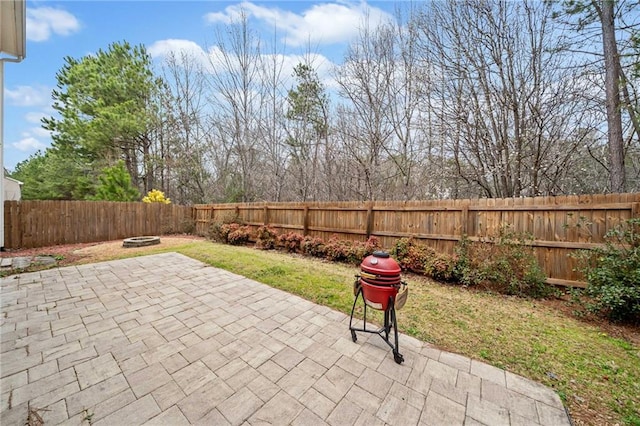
left=360, top=251, right=401, bottom=277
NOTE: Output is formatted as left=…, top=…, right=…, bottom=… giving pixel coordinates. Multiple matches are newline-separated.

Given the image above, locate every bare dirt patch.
left=1, top=235, right=206, bottom=268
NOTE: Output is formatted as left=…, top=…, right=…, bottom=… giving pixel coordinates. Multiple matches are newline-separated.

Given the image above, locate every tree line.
left=11, top=0, right=640, bottom=204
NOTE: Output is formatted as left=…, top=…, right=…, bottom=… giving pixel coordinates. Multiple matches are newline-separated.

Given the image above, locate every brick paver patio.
left=1, top=253, right=571, bottom=425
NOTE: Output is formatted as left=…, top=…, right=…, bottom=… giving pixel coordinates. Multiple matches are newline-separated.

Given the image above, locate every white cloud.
left=270, top=53, right=336, bottom=89
left=148, top=39, right=207, bottom=62
left=204, top=1, right=394, bottom=47
left=27, top=7, right=80, bottom=42
left=30, top=127, right=51, bottom=138
left=25, top=111, right=47, bottom=124
left=12, top=136, right=46, bottom=152
left=149, top=37, right=337, bottom=88
left=149, top=39, right=224, bottom=73
left=5, top=85, right=51, bottom=107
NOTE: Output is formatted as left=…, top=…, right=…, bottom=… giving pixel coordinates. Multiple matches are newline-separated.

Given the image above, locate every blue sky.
left=3, top=0, right=397, bottom=171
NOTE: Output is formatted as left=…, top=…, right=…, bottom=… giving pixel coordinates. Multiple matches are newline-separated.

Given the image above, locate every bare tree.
left=414, top=0, right=590, bottom=197
left=551, top=0, right=640, bottom=192
left=255, top=39, right=290, bottom=202
left=382, top=11, right=431, bottom=200
left=335, top=20, right=398, bottom=201
left=206, top=12, right=265, bottom=202
left=155, top=51, right=213, bottom=204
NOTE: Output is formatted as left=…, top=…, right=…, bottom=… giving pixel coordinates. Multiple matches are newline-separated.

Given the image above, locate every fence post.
left=303, top=205, right=309, bottom=236
left=461, top=202, right=469, bottom=237
left=263, top=204, right=269, bottom=226
left=365, top=202, right=374, bottom=239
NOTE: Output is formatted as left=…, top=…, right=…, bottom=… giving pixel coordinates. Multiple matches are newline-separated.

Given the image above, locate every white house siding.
left=4, top=177, right=22, bottom=201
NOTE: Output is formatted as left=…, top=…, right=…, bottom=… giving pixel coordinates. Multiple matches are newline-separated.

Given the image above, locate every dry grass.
left=71, top=236, right=205, bottom=261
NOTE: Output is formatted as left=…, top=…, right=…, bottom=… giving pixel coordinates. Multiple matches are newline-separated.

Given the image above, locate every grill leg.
left=349, top=283, right=361, bottom=342
left=384, top=306, right=390, bottom=340
left=391, top=305, right=404, bottom=364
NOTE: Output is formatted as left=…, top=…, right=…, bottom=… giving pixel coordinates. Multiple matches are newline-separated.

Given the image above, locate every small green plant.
left=454, top=226, right=549, bottom=298
left=180, top=218, right=196, bottom=234
left=576, top=218, right=640, bottom=323
left=454, top=236, right=473, bottom=285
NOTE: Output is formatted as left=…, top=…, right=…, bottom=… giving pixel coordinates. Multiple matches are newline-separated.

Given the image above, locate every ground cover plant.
left=2, top=237, right=639, bottom=425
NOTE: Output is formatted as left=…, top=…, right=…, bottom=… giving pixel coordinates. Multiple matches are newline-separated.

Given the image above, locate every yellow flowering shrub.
left=142, top=189, right=171, bottom=204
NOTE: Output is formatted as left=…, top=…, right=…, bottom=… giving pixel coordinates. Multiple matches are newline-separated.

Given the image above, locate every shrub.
left=391, top=238, right=436, bottom=272
left=218, top=223, right=240, bottom=243
left=208, top=214, right=243, bottom=242
left=301, top=236, right=325, bottom=257
left=255, top=226, right=278, bottom=250
left=143, top=189, right=171, bottom=204
left=576, top=218, right=640, bottom=322
left=351, top=236, right=381, bottom=262
left=91, top=160, right=140, bottom=202
left=278, top=232, right=305, bottom=253
left=180, top=218, right=196, bottom=235
left=426, top=253, right=459, bottom=282
left=455, top=226, right=549, bottom=298
left=226, top=224, right=251, bottom=245
left=454, top=236, right=473, bottom=284
left=324, top=236, right=353, bottom=263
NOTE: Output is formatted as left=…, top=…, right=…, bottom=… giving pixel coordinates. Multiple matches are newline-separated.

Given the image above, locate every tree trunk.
left=600, top=0, right=626, bottom=192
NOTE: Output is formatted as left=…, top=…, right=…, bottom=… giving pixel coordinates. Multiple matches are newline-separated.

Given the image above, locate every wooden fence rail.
left=3, top=200, right=193, bottom=249
left=4, top=195, right=639, bottom=287
left=193, top=193, right=640, bottom=287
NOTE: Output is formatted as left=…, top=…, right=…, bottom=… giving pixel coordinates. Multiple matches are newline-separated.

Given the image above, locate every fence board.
left=5, top=194, right=639, bottom=287
left=192, top=193, right=640, bottom=287
left=4, top=201, right=193, bottom=249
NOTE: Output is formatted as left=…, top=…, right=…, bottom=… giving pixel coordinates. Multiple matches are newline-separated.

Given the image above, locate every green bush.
left=426, top=253, right=459, bottom=282
left=577, top=218, right=640, bottom=322
left=255, top=226, right=278, bottom=250
left=455, top=227, right=550, bottom=298
left=390, top=238, right=436, bottom=272
left=91, top=160, right=140, bottom=202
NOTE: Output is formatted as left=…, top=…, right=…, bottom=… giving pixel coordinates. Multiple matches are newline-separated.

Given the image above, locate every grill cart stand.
left=349, top=281, right=405, bottom=364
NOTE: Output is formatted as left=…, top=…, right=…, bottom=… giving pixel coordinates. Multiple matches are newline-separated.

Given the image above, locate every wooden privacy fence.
left=4, top=200, right=193, bottom=249
left=194, top=193, right=640, bottom=287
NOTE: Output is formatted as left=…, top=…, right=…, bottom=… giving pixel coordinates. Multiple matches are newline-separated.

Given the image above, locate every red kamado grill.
left=349, top=250, right=408, bottom=364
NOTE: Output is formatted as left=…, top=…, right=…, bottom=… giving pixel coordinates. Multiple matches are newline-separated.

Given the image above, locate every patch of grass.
left=16, top=240, right=639, bottom=425
left=179, top=244, right=358, bottom=314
